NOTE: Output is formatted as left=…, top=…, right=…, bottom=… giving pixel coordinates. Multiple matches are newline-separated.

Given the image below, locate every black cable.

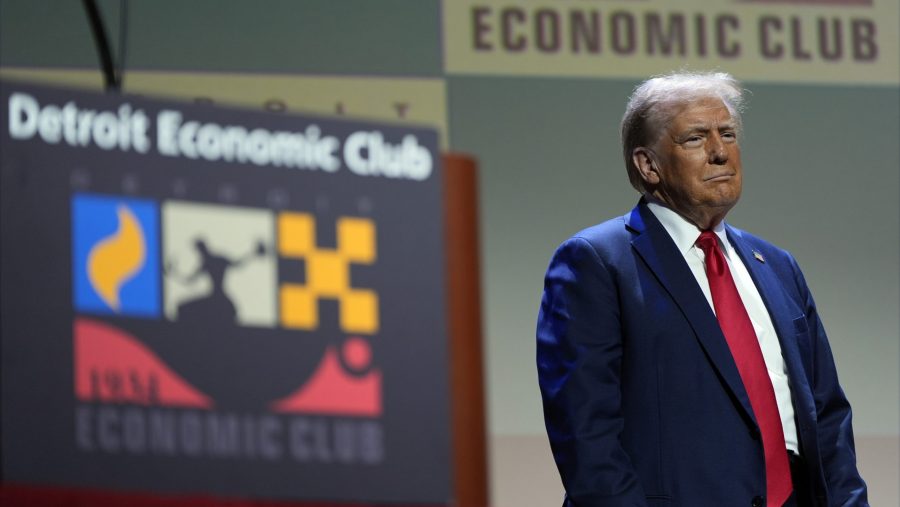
left=117, top=0, right=129, bottom=89
left=81, top=0, right=120, bottom=92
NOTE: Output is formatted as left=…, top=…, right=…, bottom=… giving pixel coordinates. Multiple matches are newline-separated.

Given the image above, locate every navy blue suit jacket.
left=537, top=200, right=868, bottom=506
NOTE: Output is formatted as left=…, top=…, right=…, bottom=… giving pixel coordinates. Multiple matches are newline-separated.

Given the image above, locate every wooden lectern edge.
left=442, top=153, right=490, bottom=507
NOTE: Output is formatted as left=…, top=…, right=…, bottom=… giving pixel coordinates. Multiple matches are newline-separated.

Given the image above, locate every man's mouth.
left=704, top=172, right=734, bottom=182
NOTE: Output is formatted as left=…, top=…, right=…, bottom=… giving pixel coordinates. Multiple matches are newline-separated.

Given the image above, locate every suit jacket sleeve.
left=789, top=255, right=869, bottom=506
left=537, top=237, right=648, bottom=507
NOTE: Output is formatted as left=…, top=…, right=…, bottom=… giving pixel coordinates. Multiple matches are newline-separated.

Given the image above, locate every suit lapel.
left=626, top=202, right=756, bottom=425
left=726, top=227, right=818, bottom=428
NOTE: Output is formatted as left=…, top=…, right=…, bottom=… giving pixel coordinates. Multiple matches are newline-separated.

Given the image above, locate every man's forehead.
left=670, top=99, right=735, bottom=126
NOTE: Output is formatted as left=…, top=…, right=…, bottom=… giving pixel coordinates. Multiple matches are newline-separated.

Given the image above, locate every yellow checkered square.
left=280, top=286, right=317, bottom=329
left=307, top=252, right=348, bottom=296
left=341, top=290, right=379, bottom=334
left=278, top=213, right=379, bottom=334
left=339, top=218, right=376, bottom=263
left=278, top=213, right=315, bottom=256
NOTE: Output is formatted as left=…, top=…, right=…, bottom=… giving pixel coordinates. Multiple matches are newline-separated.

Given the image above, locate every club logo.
left=72, top=194, right=160, bottom=317
left=72, top=194, right=382, bottom=418
left=162, top=201, right=277, bottom=327
left=278, top=212, right=378, bottom=333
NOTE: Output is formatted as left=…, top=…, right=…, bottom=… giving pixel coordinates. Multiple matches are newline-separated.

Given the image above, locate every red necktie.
left=696, top=231, right=792, bottom=507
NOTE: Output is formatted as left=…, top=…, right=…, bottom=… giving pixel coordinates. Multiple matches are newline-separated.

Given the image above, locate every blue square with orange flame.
left=72, top=194, right=160, bottom=316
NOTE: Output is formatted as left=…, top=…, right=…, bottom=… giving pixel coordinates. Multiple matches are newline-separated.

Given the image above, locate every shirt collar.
left=645, top=196, right=728, bottom=254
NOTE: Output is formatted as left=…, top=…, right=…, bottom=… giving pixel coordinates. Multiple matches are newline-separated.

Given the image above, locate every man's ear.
left=632, top=147, right=660, bottom=185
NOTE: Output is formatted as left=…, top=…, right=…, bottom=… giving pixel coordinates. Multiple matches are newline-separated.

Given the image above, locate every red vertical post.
left=443, top=153, right=489, bottom=507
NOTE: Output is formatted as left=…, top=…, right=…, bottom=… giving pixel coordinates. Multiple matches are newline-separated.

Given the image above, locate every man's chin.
left=708, top=187, right=742, bottom=210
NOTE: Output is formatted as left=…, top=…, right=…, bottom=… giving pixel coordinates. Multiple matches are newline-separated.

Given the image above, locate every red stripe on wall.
left=736, top=0, right=872, bottom=5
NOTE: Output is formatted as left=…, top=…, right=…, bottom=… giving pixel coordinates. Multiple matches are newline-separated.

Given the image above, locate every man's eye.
left=722, top=132, right=737, bottom=141
left=682, top=136, right=703, bottom=146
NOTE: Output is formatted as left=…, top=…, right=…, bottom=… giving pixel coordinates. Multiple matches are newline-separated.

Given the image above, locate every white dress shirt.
left=646, top=201, right=799, bottom=452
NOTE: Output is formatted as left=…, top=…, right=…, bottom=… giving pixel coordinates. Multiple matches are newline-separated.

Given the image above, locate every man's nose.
left=708, top=135, right=728, bottom=164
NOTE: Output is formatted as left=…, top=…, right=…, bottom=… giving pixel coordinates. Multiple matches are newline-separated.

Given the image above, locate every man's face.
left=643, top=97, right=743, bottom=227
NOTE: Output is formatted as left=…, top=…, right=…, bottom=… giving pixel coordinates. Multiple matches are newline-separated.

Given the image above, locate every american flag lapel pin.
left=753, top=250, right=765, bottom=263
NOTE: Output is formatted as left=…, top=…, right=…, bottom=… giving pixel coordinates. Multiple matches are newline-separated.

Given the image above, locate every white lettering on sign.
left=6, top=91, right=437, bottom=181
left=157, top=110, right=341, bottom=172
left=8, top=92, right=151, bottom=152
left=344, top=131, right=433, bottom=181
left=74, top=405, right=385, bottom=465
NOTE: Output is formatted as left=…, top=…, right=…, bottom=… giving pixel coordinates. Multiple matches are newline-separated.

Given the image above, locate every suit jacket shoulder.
left=568, top=214, right=629, bottom=250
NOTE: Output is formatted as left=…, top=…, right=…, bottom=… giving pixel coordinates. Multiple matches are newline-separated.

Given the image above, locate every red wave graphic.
left=271, top=345, right=381, bottom=417
left=74, top=318, right=213, bottom=408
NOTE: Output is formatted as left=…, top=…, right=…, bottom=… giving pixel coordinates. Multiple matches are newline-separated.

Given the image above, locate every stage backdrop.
left=1, top=1, right=898, bottom=505
left=0, top=80, right=451, bottom=505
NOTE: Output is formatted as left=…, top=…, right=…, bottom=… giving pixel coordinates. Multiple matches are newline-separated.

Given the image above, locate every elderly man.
left=536, top=72, right=868, bottom=507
